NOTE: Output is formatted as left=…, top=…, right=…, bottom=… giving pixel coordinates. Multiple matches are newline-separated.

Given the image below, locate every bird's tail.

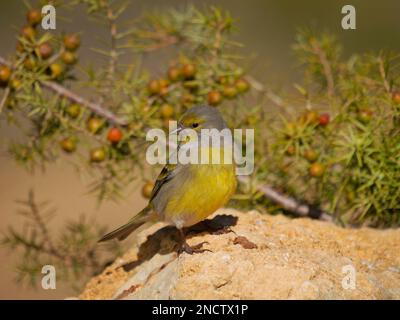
left=98, top=206, right=152, bottom=242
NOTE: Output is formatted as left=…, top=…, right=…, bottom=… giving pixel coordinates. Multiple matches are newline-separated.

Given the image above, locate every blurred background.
left=0, top=0, right=399, bottom=299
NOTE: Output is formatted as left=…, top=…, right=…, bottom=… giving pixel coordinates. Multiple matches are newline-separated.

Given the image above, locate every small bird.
left=99, top=105, right=237, bottom=254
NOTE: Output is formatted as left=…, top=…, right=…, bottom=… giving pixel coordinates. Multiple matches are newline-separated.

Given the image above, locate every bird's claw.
left=179, top=241, right=212, bottom=254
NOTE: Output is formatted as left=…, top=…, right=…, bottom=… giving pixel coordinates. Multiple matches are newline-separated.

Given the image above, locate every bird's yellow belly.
left=164, top=163, right=237, bottom=228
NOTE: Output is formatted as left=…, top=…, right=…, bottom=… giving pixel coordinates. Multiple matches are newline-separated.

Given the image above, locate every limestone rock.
left=80, top=209, right=400, bottom=300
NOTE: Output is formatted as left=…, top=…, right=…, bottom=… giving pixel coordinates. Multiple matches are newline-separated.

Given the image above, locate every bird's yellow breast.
left=164, top=148, right=237, bottom=227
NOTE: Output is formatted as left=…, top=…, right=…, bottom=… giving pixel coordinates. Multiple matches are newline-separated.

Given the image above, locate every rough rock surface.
left=80, top=209, right=400, bottom=300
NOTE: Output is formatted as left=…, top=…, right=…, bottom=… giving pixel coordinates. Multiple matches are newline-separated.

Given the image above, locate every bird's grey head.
left=178, top=105, right=228, bottom=132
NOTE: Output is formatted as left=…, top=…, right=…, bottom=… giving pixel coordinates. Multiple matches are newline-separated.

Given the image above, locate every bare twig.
left=140, top=35, right=178, bottom=53
left=310, top=41, right=335, bottom=99
left=0, top=55, right=128, bottom=125
left=25, top=190, right=64, bottom=259
left=237, top=176, right=334, bottom=222
left=106, top=6, right=118, bottom=85
left=0, top=87, right=10, bottom=114
left=378, top=55, right=391, bottom=94
left=245, top=75, right=286, bottom=108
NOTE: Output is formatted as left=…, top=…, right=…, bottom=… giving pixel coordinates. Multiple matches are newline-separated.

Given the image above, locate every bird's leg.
left=178, top=228, right=211, bottom=254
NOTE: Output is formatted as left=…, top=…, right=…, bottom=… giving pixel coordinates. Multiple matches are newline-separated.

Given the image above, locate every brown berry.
left=160, top=104, right=174, bottom=119
left=286, top=145, right=296, bottom=156
left=87, top=117, right=103, bottom=134
left=65, top=104, right=81, bottom=118
left=159, top=79, right=169, bottom=88
left=181, top=93, right=195, bottom=107
left=10, top=77, right=22, bottom=91
left=49, top=63, right=64, bottom=79
left=60, top=137, right=77, bottom=153
left=61, top=51, right=77, bottom=65
left=21, top=26, right=36, bottom=39
left=167, top=66, right=181, bottom=82
left=207, top=90, right=222, bottom=106
left=304, top=149, right=318, bottom=162
left=358, top=109, right=373, bottom=123
left=300, top=110, right=319, bottom=125
left=27, top=9, right=42, bottom=27
left=148, top=79, right=161, bottom=95
left=24, top=57, right=36, bottom=70
left=141, top=181, right=154, bottom=199
left=217, top=76, right=229, bottom=85
left=107, top=127, right=123, bottom=144
left=159, top=85, right=169, bottom=97
left=90, top=148, right=106, bottom=162
left=392, top=91, right=400, bottom=104
left=16, top=42, right=25, bottom=53
left=310, top=163, right=325, bottom=177
left=222, top=85, right=238, bottom=99
left=182, top=63, right=196, bottom=79
left=285, top=122, right=297, bottom=138
left=235, top=78, right=250, bottom=93
left=63, top=34, right=80, bottom=51
left=318, top=113, right=330, bottom=126
left=38, top=42, right=53, bottom=59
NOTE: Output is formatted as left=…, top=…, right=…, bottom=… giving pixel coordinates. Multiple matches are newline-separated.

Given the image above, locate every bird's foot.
left=179, top=241, right=212, bottom=255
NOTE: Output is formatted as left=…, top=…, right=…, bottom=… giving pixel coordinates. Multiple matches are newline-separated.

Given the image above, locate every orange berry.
left=167, top=66, right=181, bottom=82
left=0, top=66, right=12, bottom=84
left=309, top=163, right=325, bottom=177
left=107, top=127, right=123, bottom=144
left=160, top=104, right=174, bottom=119
left=318, top=113, right=330, bottom=126
left=182, top=63, right=196, bottom=79
left=207, top=90, right=222, bottom=106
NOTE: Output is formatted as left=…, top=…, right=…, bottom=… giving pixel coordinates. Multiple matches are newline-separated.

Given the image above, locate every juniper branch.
left=0, top=55, right=128, bottom=125
left=237, top=176, right=334, bottom=222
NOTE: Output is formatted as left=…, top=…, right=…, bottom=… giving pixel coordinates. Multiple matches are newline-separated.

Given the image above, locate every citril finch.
left=99, top=105, right=237, bottom=254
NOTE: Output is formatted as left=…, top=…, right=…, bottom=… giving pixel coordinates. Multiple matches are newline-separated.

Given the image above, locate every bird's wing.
left=149, top=162, right=178, bottom=203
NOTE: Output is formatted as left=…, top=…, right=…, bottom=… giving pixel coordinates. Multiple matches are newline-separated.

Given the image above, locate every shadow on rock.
left=120, top=214, right=238, bottom=272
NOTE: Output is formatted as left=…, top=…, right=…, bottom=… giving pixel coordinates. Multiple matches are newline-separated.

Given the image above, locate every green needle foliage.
left=0, top=0, right=399, bottom=290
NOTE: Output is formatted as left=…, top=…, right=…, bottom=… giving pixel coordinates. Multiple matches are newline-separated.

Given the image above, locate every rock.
left=80, top=209, right=400, bottom=300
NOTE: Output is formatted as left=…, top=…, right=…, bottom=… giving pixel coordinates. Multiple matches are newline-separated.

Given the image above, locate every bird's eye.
left=192, top=123, right=199, bottom=128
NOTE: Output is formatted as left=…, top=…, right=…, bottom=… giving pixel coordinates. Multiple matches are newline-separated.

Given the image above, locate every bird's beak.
left=170, top=125, right=183, bottom=135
